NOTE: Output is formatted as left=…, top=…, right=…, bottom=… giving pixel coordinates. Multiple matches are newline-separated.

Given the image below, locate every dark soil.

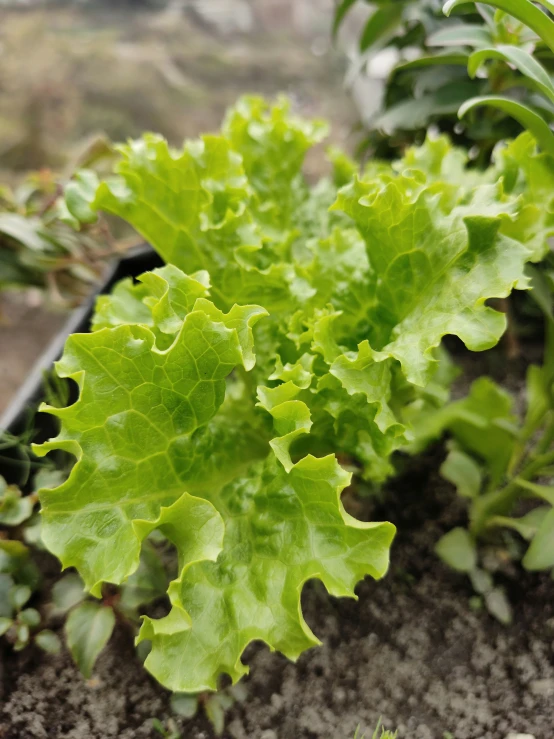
left=1, top=445, right=553, bottom=739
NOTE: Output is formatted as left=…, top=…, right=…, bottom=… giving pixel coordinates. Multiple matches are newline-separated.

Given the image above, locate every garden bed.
left=1, top=439, right=553, bottom=739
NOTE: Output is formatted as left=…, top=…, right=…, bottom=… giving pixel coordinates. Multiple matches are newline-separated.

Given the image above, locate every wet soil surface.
left=2, top=446, right=553, bottom=739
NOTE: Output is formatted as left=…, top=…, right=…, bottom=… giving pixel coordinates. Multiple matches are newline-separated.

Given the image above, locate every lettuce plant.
left=33, top=97, right=543, bottom=692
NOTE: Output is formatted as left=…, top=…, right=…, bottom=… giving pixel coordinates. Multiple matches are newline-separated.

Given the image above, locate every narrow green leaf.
left=469, top=567, right=493, bottom=594
left=523, top=506, right=554, bottom=570
left=436, top=528, right=477, bottom=572
left=515, top=478, right=554, bottom=506
left=0, top=249, right=35, bottom=288
left=475, top=3, right=496, bottom=31
left=527, top=264, right=554, bottom=319
left=440, top=448, right=482, bottom=498
left=0, top=575, right=14, bottom=619
left=484, top=587, right=512, bottom=624
left=428, top=24, right=492, bottom=48
left=373, top=81, right=480, bottom=133
left=19, top=608, right=40, bottom=627
left=444, top=0, right=554, bottom=54
left=0, top=213, right=47, bottom=252
left=64, top=170, right=100, bottom=226
left=0, top=479, right=34, bottom=526
left=0, top=617, right=13, bottom=637
left=489, top=507, right=550, bottom=540
left=396, top=53, right=469, bottom=71
left=170, top=692, right=198, bottom=719
left=538, top=0, right=554, bottom=13
left=9, top=584, right=31, bottom=611
left=458, top=96, right=554, bottom=155
left=51, top=573, right=86, bottom=614
left=14, top=624, right=30, bottom=650
left=205, top=696, right=225, bottom=736
left=151, top=719, right=167, bottom=736
left=468, top=45, right=554, bottom=104
left=35, top=629, right=62, bottom=654
left=527, top=362, right=553, bottom=425
left=359, top=4, right=404, bottom=52
left=333, top=0, right=358, bottom=38
left=65, top=602, right=116, bottom=678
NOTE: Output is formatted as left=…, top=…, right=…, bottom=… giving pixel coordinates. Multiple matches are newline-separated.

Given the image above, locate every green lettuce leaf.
left=92, top=265, right=211, bottom=347
left=34, top=297, right=267, bottom=593
left=409, top=376, right=517, bottom=489
left=221, top=95, right=328, bottom=223
left=494, top=132, right=554, bottom=261
left=334, top=174, right=530, bottom=386
left=400, top=132, right=554, bottom=263
left=139, top=452, right=394, bottom=691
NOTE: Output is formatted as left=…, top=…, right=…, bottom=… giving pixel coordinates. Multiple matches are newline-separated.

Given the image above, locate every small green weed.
left=354, top=718, right=398, bottom=738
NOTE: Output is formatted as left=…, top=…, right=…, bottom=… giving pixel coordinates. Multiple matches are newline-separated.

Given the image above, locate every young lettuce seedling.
left=413, top=263, right=554, bottom=620
left=0, top=472, right=61, bottom=654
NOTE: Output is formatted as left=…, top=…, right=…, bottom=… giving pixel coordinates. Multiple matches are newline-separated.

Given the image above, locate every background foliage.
left=335, top=0, right=554, bottom=160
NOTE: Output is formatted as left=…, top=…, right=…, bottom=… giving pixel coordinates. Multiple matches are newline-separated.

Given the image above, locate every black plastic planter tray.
left=0, top=244, right=162, bottom=485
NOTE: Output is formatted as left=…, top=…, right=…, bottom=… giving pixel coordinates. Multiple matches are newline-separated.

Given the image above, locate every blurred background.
left=0, top=0, right=361, bottom=415
left=3, top=0, right=549, bottom=415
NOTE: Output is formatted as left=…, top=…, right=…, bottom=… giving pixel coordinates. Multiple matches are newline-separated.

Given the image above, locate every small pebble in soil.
left=270, top=693, right=284, bottom=710
left=529, top=678, right=554, bottom=696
